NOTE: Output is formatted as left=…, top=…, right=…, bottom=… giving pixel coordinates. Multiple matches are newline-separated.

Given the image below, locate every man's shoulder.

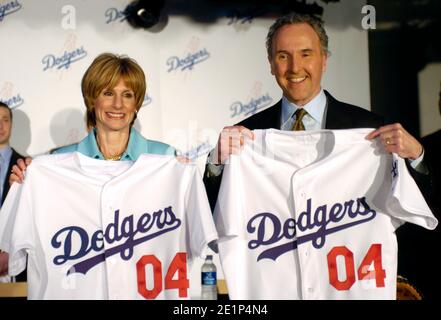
left=325, top=91, right=384, bottom=128
left=11, top=148, right=25, bottom=160
left=236, top=100, right=281, bottom=129
left=338, top=100, right=382, bottom=119
left=422, top=129, right=441, bottom=150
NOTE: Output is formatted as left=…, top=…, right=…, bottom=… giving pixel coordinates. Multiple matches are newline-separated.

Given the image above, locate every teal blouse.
left=53, top=128, right=175, bottom=160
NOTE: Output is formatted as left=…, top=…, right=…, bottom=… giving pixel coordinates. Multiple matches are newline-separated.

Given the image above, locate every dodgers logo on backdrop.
left=179, top=140, right=212, bottom=160
left=247, top=197, right=377, bottom=261
left=0, top=82, right=24, bottom=109
left=166, top=48, right=210, bottom=72
left=104, top=7, right=128, bottom=24
left=142, top=95, right=152, bottom=107
left=51, top=206, right=181, bottom=275
left=230, top=94, right=273, bottom=118
left=0, top=94, right=24, bottom=110
left=0, top=0, right=22, bottom=22
left=42, top=46, right=88, bottom=71
left=226, top=8, right=267, bottom=25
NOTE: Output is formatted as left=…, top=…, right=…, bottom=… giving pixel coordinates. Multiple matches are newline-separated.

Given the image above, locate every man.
left=0, top=101, right=25, bottom=281
left=204, top=13, right=430, bottom=210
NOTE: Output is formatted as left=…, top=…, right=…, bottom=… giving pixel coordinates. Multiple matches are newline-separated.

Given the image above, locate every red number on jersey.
left=327, top=246, right=356, bottom=290
left=136, top=252, right=189, bottom=299
left=357, top=244, right=386, bottom=287
left=164, top=252, right=189, bottom=297
left=327, top=244, right=386, bottom=291
left=136, top=255, right=163, bottom=299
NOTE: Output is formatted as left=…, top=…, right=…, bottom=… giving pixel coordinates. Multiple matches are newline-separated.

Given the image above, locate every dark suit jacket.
left=422, top=129, right=441, bottom=217
left=1, top=148, right=25, bottom=205
left=1, top=147, right=26, bottom=282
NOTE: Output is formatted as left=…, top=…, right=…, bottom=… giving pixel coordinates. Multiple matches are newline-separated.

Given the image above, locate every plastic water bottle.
left=201, top=255, right=217, bottom=300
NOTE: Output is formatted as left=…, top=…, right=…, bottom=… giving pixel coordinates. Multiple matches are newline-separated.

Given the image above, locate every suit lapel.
left=324, top=91, right=352, bottom=129
left=2, top=149, right=21, bottom=205
left=268, top=100, right=282, bottom=129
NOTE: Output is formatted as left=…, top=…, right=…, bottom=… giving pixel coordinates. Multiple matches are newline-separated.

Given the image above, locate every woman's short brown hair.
left=82, top=53, right=146, bottom=128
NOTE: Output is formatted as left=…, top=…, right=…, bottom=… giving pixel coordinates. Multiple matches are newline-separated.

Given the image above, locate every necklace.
left=104, top=153, right=123, bottom=161
left=96, top=135, right=127, bottom=161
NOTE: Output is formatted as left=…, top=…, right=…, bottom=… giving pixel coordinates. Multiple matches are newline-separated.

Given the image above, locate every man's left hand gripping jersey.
left=0, top=152, right=218, bottom=300
left=214, top=129, right=437, bottom=300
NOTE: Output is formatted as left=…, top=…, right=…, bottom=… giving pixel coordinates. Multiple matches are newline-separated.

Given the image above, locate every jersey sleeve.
left=185, top=165, right=218, bottom=259
left=0, top=179, right=33, bottom=276
left=387, top=154, right=438, bottom=230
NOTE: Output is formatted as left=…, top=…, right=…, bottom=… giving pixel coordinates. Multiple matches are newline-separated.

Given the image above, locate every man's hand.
left=366, top=123, right=423, bottom=160
left=211, top=126, right=254, bottom=164
left=0, top=252, right=8, bottom=276
left=9, top=157, right=32, bottom=185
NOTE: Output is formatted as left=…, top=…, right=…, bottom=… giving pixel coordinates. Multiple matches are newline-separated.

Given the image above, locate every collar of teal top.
left=77, top=127, right=138, bottom=161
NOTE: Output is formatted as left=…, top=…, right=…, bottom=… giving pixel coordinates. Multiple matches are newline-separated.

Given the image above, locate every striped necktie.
left=292, top=108, right=307, bottom=131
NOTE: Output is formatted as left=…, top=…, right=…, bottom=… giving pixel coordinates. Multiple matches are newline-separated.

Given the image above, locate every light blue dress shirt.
left=0, top=146, right=12, bottom=201
left=53, top=127, right=175, bottom=160
left=280, top=89, right=327, bottom=131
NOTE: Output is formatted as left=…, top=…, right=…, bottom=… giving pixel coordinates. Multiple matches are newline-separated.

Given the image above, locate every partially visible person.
left=396, top=82, right=441, bottom=300
left=0, top=101, right=26, bottom=282
left=0, top=102, right=25, bottom=206
left=421, top=82, right=441, bottom=216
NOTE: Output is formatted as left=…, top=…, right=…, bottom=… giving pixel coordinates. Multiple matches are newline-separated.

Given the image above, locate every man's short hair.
left=0, top=101, right=12, bottom=120
left=266, top=13, right=329, bottom=58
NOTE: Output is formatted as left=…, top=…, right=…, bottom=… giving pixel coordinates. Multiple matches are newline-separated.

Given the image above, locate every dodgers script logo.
left=226, top=8, right=267, bottom=25
left=0, top=0, right=22, bottom=22
left=51, top=206, right=181, bottom=275
left=0, top=82, right=24, bottom=109
left=42, top=46, right=88, bottom=71
left=142, top=95, right=152, bottom=107
left=166, top=48, right=210, bottom=72
left=247, top=197, right=376, bottom=261
left=105, top=7, right=127, bottom=24
left=0, top=94, right=23, bottom=110
left=230, top=94, right=273, bottom=118
left=180, top=140, right=212, bottom=160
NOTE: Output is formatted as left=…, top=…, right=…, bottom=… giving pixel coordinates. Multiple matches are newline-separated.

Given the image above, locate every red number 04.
left=136, top=252, right=189, bottom=299
left=327, top=244, right=386, bottom=291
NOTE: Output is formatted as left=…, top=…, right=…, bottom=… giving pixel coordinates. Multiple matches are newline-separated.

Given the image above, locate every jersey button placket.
left=101, top=184, right=114, bottom=299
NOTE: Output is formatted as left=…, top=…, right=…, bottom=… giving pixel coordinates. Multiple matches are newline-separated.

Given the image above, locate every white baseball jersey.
left=214, top=129, right=437, bottom=300
left=0, top=152, right=218, bottom=300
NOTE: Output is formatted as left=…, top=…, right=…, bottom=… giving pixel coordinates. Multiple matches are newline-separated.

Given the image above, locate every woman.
left=10, top=52, right=182, bottom=183
left=2, top=53, right=187, bottom=278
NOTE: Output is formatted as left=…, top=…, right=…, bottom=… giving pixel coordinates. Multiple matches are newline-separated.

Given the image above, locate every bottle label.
left=201, top=272, right=217, bottom=285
